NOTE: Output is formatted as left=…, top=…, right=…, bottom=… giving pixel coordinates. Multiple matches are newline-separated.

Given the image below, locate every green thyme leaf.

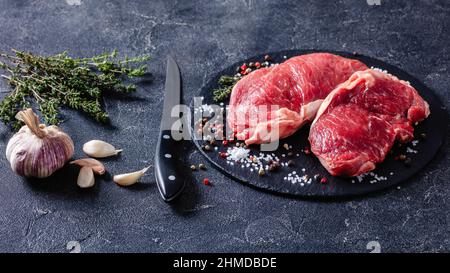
left=0, top=49, right=150, bottom=129
left=212, top=75, right=240, bottom=102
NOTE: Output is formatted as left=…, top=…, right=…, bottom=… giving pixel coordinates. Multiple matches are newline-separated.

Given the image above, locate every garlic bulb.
left=77, top=166, right=95, bottom=188
left=6, top=108, right=74, bottom=178
left=113, top=166, right=151, bottom=186
left=70, top=158, right=106, bottom=175
left=83, top=140, right=122, bottom=158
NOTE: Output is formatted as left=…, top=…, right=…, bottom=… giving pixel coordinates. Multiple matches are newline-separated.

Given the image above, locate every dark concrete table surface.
left=0, top=0, right=449, bottom=253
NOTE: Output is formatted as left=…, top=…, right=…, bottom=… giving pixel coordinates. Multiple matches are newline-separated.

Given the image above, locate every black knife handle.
left=154, top=130, right=185, bottom=201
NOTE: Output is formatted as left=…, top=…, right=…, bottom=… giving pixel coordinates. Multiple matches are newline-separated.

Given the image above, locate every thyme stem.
left=0, top=49, right=150, bottom=130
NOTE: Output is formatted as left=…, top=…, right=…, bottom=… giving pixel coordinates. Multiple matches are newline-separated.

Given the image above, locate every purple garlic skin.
left=5, top=109, right=74, bottom=178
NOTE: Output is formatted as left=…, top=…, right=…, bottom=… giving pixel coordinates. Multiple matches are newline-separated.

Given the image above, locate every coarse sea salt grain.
left=372, top=67, right=389, bottom=74
left=357, top=172, right=387, bottom=184
left=201, top=104, right=213, bottom=113
left=284, top=171, right=311, bottom=185
left=226, top=146, right=250, bottom=161
left=222, top=147, right=314, bottom=184
left=356, top=173, right=367, bottom=182
left=372, top=67, right=411, bottom=86
left=406, top=147, right=418, bottom=154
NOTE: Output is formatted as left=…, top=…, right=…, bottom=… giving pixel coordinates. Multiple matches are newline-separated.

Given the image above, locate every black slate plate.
left=190, top=50, right=447, bottom=198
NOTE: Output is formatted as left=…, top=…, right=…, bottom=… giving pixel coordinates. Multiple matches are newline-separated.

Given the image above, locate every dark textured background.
left=0, top=0, right=449, bottom=253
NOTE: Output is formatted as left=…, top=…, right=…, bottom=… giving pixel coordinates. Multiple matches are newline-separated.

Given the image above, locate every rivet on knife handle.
left=155, top=130, right=185, bottom=201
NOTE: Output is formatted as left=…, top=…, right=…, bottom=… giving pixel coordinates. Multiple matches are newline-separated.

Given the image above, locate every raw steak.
left=228, top=53, right=368, bottom=145
left=309, top=69, right=430, bottom=177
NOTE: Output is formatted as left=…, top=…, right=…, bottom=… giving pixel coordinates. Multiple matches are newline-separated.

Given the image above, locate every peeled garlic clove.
left=6, top=108, right=74, bottom=178
left=113, top=166, right=151, bottom=187
left=70, top=158, right=106, bottom=175
left=77, top=166, right=95, bottom=188
left=82, top=140, right=122, bottom=158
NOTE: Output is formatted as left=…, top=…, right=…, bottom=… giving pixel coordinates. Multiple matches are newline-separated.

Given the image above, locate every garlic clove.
left=82, top=140, right=122, bottom=158
left=77, top=166, right=95, bottom=188
left=70, top=158, right=106, bottom=175
left=113, top=166, right=151, bottom=187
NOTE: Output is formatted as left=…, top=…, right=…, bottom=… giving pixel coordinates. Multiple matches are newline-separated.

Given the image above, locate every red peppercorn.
left=203, top=178, right=210, bottom=185
left=304, top=146, right=311, bottom=155
left=255, top=62, right=261, bottom=68
left=219, top=152, right=228, bottom=158
left=222, top=140, right=228, bottom=146
left=240, top=64, right=247, bottom=71
left=320, top=177, right=328, bottom=184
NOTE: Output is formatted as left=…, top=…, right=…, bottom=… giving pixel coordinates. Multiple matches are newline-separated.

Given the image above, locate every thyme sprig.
left=0, top=49, right=150, bottom=130
left=212, top=75, right=240, bottom=102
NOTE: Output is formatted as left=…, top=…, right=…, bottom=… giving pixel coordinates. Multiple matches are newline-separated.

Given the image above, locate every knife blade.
left=154, top=56, right=185, bottom=201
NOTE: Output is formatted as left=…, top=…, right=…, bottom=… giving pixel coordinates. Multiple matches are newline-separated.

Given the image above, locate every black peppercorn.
left=419, top=133, right=427, bottom=140
left=269, top=162, right=280, bottom=171
left=404, top=157, right=412, bottom=167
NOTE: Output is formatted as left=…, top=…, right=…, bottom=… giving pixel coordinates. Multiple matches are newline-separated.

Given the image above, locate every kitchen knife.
left=154, top=56, right=185, bottom=201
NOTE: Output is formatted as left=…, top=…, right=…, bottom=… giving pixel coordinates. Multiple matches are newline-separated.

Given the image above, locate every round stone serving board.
left=190, top=50, right=447, bottom=198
